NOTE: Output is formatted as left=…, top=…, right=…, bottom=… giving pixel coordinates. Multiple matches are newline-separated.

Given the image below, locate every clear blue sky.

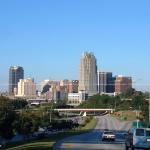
left=0, top=0, right=150, bottom=91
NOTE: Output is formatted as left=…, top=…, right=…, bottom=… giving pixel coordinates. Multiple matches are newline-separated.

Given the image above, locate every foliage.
left=80, top=117, right=97, bottom=130
left=121, top=88, right=136, bottom=98
left=0, top=96, right=16, bottom=139
left=13, top=111, right=41, bottom=135
left=51, top=120, right=78, bottom=130
left=54, top=99, right=69, bottom=108
left=131, top=95, right=145, bottom=110
left=79, top=94, right=121, bottom=109
left=9, top=99, right=28, bottom=110
left=0, top=96, right=80, bottom=141
left=78, top=91, right=149, bottom=124
left=140, top=102, right=149, bottom=124
left=116, top=100, right=131, bottom=111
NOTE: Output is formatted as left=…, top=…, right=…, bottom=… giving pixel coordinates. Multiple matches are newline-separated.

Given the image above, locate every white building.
left=16, top=78, right=36, bottom=98
left=78, top=52, right=97, bottom=96
left=67, top=91, right=88, bottom=106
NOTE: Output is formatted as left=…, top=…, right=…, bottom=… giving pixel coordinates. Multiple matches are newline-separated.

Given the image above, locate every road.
left=53, top=115, right=132, bottom=150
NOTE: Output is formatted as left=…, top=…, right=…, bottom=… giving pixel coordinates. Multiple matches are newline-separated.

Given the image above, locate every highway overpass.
left=54, top=108, right=115, bottom=114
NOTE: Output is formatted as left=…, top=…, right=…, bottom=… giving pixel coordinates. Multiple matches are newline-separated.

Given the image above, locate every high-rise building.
left=68, top=80, right=79, bottom=93
left=9, top=66, right=24, bottom=95
left=97, top=71, right=115, bottom=93
left=115, top=75, right=132, bottom=94
left=78, top=52, right=97, bottom=96
left=16, top=78, right=36, bottom=98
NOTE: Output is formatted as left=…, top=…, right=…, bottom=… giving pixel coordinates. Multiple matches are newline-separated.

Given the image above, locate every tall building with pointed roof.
left=78, top=52, right=97, bottom=96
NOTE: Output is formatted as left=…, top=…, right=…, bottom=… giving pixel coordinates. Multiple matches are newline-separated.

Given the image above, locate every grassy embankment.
left=112, top=110, right=138, bottom=121
left=6, top=117, right=97, bottom=150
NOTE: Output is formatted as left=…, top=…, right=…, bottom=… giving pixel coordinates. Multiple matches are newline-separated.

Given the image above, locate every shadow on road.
left=53, top=129, right=127, bottom=150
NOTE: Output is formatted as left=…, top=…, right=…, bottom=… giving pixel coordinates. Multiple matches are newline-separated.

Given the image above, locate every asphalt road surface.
left=53, top=115, right=132, bottom=150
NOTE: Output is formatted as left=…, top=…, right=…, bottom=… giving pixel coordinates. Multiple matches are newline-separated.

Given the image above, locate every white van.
left=125, top=128, right=150, bottom=150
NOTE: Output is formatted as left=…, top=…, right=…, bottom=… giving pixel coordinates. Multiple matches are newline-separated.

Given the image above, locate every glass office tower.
left=9, top=66, right=24, bottom=95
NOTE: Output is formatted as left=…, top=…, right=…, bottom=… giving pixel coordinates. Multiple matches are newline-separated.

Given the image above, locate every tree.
left=132, top=95, right=145, bottom=110
left=14, top=111, right=41, bottom=137
left=141, top=104, right=149, bottom=124
left=121, top=88, right=136, bottom=98
left=10, top=99, right=28, bottom=109
left=78, top=94, right=121, bottom=109
left=0, top=96, right=16, bottom=139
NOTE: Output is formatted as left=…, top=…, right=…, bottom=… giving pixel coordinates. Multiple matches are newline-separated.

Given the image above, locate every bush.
left=85, top=117, right=91, bottom=124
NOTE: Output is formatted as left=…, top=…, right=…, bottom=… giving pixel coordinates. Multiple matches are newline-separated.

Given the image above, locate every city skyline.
left=0, top=0, right=150, bottom=91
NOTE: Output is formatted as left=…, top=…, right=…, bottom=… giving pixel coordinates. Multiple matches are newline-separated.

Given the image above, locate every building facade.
left=40, top=79, right=51, bottom=92
left=16, top=78, right=36, bottom=98
left=67, top=91, right=88, bottom=106
left=60, top=79, right=69, bottom=86
left=78, top=52, right=97, bottom=96
left=68, top=80, right=79, bottom=93
left=115, top=75, right=132, bottom=94
left=9, top=66, right=24, bottom=96
left=97, top=71, right=115, bottom=93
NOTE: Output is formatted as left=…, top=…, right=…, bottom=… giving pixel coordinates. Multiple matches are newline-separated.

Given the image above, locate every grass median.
left=6, top=117, right=97, bottom=150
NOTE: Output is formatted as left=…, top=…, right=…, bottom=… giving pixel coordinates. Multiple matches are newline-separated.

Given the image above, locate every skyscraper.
left=97, top=71, right=115, bottom=93
left=9, top=66, right=24, bottom=95
left=78, top=52, right=97, bottom=96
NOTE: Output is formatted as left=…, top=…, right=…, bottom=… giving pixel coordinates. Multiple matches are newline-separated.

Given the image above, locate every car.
left=125, top=128, right=150, bottom=150
left=102, top=130, right=116, bottom=141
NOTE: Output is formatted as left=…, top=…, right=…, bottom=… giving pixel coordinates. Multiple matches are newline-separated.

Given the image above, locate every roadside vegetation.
left=78, top=88, right=149, bottom=125
left=5, top=116, right=97, bottom=150
left=112, top=111, right=137, bottom=121
left=0, top=96, right=97, bottom=149
left=81, top=117, right=97, bottom=130
left=0, top=97, right=60, bottom=140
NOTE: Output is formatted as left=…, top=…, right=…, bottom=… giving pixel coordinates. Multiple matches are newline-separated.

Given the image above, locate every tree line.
left=79, top=88, right=149, bottom=124
left=0, top=97, right=76, bottom=140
